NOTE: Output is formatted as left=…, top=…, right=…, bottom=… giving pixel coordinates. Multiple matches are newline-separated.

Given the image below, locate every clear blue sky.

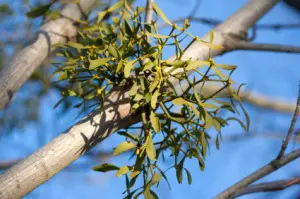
left=0, top=0, right=299, bottom=198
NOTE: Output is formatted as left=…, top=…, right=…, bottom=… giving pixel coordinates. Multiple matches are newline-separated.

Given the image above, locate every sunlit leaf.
left=116, top=165, right=129, bottom=177
left=113, top=141, right=136, bottom=156
left=146, top=132, right=156, bottom=160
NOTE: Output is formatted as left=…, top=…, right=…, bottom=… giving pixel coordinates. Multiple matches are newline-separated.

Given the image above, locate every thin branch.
left=277, top=85, right=300, bottom=159
left=197, top=84, right=296, bottom=113
left=214, top=87, right=300, bottom=199
left=230, top=41, right=300, bottom=53
left=214, top=149, right=300, bottom=199
left=145, top=0, right=154, bottom=24
left=233, top=177, right=300, bottom=198
left=158, top=16, right=300, bottom=30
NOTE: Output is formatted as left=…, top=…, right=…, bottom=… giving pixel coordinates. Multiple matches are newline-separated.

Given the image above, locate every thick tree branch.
left=0, top=0, right=281, bottom=198
left=214, top=149, right=300, bottom=199
left=145, top=0, right=154, bottom=24
left=0, top=0, right=96, bottom=109
left=233, top=177, right=300, bottom=198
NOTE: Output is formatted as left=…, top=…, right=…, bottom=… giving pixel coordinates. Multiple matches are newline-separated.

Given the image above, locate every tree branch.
left=214, top=87, right=300, bottom=199
left=158, top=16, right=300, bottom=31
left=0, top=0, right=96, bottom=109
left=0, top=0, right=281, bottom=198
left=277, top=85, right=300, bottom=158
left=145, top=0, right=154, bottom=24
left=228, top=40, right=300, bottom=53
left=233, top=177, right=300, bottom=198
left=214, top=149, right=300, bottom=199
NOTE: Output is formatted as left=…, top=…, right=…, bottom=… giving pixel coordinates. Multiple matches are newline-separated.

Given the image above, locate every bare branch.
left=228, top=40, right=300, bottom=53
left=214, top=149, right=300, bottom=199
left=0, top=0, right=96, bottom=109
left=233, top=177, right=300, bottom=198
left=214, top=88, right=300, bottom=199
left=200, top=84, right=296, bottom=113
left=159, top=16, right=300, bottom=31
left=277, top=86, right=300, bottom=159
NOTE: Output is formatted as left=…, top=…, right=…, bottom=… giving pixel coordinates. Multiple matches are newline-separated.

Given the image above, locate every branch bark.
left=233, top=177, right=300, bottom=198
left=0, top=0, right=281, bottom=198
left=0, top=0, right=96, bottom=109
left=214, top=149, right=300, bottom=199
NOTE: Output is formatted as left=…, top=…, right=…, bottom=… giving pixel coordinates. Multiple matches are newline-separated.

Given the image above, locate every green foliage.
left=54, top=1, right=249, bottom=198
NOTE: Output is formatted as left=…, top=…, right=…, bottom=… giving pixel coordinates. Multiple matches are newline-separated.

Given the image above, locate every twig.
left=233, top=177, right=300, bottom=198
left=277, top=85, right=300, bottom=159
left=214, top=149, right=300, bottom=199
left=158, top=16, right=300, bottom=30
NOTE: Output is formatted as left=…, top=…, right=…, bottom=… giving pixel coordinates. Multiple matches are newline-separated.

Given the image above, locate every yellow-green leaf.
left=116, top=165, right=129, bottom=177
left=151, top=90, right=160, bottom=109
left=130, top=171, right=140, bottom=179
left=108, top=44, right=119, bottom=59
left=124, top=60, right=135, bottom=78
left=150, top=111, right=161, bottom=133
left=152, top=2, right=172, bottom=26
left=151, top=173, right=161, bottom=184
left=185, top=60, right=208, bottom=71
left=146, top=32, right=170, bottom=39
left=146, top=132, right=156, bottom=160
left=113, top=141, right=136, bottom=156
left=89, top=58, right=111, bottom=69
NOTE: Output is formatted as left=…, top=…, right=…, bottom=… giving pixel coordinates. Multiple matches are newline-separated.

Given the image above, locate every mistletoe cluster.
left=54, top=1, right=249, bottom=198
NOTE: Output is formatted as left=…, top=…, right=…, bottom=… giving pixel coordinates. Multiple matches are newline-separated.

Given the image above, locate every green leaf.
left=185, top=60, right=208, bottom=71
left=130, top=171, right=140, bottom=179
left=150, top=111, right=161, bottom=133
left=68, top=41, right=85, bottom=49
left=200, top=132, right=207, bottom=158
left=152, top=2, right=172, bottom=26
left=89, top=58, right=111, bottom=69
left=146, top=132, right=156, bottom=160
left=129, top=82, right=138, bottom=96
left=93, top=163, right=119, bottom=172
left=151, top=90, right=160, bottom=109
left=116, top=165, right=129, bottom=177
left=176, top=158, right=184, bottom=184
left=198, top=156, right=205, bottom=171
left=26, top=3, right=52, bottom=18
left=149, top=71, right=161, bottom=92
left=184, top=168, right=192, bottom=185
left=151, top=173, right=162, bottom=184
left=107, top=0, right=124, bottom=12
left=108, top=44, right=120, bottom=59
left=124, top=60, right=135, bottom=78
left=172, top=98, right=200, bottom=119
left=146, top=32, right=170, bottom=39
left=113, top=141, right=136, bottom=156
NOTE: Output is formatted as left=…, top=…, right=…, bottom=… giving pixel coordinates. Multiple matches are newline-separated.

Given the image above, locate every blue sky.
left=0, top=0, right=300, bottom=198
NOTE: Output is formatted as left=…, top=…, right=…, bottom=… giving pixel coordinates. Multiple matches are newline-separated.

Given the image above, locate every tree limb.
left=277, top=85, right=300, bottom=158
left=0, top=0, right=281, bottom=198
left=227, top=40, right=300, bottom=53
left=233, top=177, right=300, bottom=198
left=159, top=16, right=300, bottom=31
left=214, top=87, right=300, bottom=199
left=214, top=149, right=300, bottom=199
left=0, top=0, right=96, bottom=109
